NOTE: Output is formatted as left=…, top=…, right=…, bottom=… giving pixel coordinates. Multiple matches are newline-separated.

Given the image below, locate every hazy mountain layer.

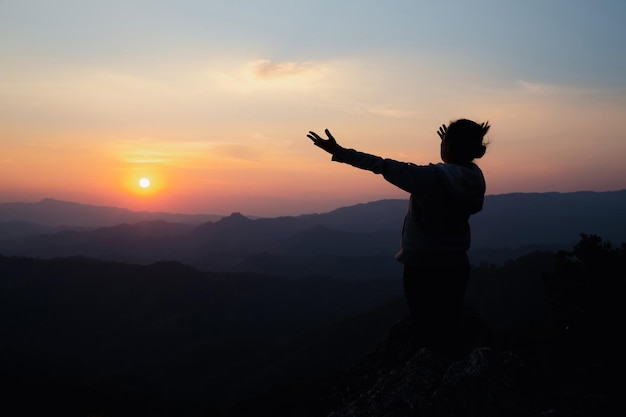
left=1, top=190, right=625, bottom=274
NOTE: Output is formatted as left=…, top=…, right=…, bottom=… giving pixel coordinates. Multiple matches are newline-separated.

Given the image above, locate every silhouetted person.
left=307, top=119, right=490, bottom=357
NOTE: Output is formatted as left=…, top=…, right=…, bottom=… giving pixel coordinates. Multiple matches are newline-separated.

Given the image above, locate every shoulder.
left=433, top=162, right=482, bottom=176
left=433, top=162, right=485, bottom=186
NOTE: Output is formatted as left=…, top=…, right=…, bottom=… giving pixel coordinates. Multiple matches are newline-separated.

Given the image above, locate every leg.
left=402, top=253, right=470, bottom=356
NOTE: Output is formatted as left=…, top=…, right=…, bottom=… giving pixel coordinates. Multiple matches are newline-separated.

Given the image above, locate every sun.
left=139, top=177, right=151, bottom=188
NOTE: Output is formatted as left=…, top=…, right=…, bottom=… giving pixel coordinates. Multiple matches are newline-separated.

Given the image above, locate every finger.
left=324, top=128, right=336, bottom=142
left=307, top=131, right=322, bottom=141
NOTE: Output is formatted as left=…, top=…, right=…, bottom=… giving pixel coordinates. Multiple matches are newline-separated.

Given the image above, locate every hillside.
left=0, top=255, right=404, bottom=416
left=1, top=233, right=619, bottom=416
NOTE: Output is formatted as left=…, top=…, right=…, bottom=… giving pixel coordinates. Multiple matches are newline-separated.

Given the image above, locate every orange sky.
left=2, top=1, right=626, bottom=217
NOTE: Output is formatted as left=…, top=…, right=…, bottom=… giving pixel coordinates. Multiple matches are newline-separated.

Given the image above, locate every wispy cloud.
left=246, top=59, right=319, bottom=80
left=210, top=58, right=330, bottom=96
left=515, top=80, right=597, bottom=96
left=115, top=140, right=195, bottom=165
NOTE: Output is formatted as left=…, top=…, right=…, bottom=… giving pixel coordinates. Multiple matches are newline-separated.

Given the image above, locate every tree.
left=543, top=233, right=625, bottom=355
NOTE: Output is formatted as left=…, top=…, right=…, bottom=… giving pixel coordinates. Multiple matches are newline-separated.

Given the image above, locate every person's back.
left=396, top=160, right=485, bottom=262
left=307, top=118, right=490, bottom=358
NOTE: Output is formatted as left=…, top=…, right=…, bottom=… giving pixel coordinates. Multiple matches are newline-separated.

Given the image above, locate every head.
left=440, top=118, right=489, bottom=164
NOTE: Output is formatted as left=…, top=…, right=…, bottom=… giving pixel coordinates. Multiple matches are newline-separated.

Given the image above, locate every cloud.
left=246, top=59, right=319, bottom=80
left=209, top=58, right=331, bottom=97
left=114, top=140, right=198, bottom=166
left=514, top=80, right=597, bottom=96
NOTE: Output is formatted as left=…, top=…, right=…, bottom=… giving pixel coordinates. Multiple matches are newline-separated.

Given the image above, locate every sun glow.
left=139, top=177, right=151, bottom=188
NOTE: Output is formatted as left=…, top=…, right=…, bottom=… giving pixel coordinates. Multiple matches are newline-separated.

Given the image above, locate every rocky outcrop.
left=314, top=313, right=609, bottom=417
left=327, top=345, right=532, bottom=417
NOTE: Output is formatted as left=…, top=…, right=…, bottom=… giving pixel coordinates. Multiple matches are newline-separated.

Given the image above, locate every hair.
left=445, top=118, right=490, bottom=162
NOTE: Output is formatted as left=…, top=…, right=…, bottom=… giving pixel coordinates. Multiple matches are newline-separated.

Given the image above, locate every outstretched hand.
left=481, top=121, right=490, bottom=135
left=437, top=124, right=447, bottom=140
left=307, top=129, right=342, bottom=155
left=437, top=121, right=490, bottom=139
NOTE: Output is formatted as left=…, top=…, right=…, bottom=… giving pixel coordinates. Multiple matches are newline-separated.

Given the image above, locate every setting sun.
left=139, top=178, right=151, bottom=188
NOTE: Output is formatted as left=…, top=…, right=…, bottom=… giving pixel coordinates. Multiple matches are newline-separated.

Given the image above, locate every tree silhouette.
left=543, top=233, right=625, bottom=357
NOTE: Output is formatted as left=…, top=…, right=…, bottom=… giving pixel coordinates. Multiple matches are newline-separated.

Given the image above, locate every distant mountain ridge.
left=1, top=190, right=625, bottom=272
left=0, top=198, right=223, bottom=227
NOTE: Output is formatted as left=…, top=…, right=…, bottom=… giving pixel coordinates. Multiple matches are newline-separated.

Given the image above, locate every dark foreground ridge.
left=317, top=321, right=534, bottom=417
left=213, top=234, right=621, bottom=417
left=218, top=311, right=613, bottom=417
left=1, top=234, right=620, bottom=416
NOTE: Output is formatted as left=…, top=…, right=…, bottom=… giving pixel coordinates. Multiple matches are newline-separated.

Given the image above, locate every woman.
left=307, top=119, right=490, bottom=356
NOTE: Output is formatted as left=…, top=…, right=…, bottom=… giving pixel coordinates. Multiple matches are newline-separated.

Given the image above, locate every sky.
left=1, top=0, right=625, bottom=217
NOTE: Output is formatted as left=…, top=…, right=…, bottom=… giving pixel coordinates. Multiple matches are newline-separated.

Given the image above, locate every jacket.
left=331, top=147, right=485, bottom=264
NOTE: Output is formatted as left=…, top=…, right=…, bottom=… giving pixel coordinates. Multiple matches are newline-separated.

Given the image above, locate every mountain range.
left=1, top=190, right=625, bottom=275
left=0, top=197, right=223, bottom=228
left=1, top=192, right=621, bottom=415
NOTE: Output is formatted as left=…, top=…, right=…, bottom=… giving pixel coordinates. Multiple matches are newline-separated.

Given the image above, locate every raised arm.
left=306, top=128, right=438, bottom=195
